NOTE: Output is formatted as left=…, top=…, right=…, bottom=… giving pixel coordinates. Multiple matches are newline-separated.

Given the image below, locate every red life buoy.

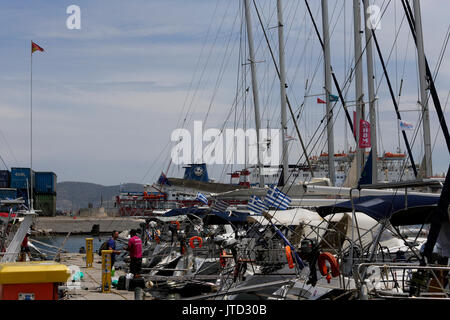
left=285, top=246, right=294, bottom=269
left=318, top=252, right=340, bottom=283
left=189, top=236, right=203, bottom=249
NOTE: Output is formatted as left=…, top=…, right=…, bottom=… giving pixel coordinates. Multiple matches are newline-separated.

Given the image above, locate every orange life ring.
left=285, top=246, right=294, bottom=269
left=219, top=250, right=227, bottom=268
left=318, top=252, right=340, bottom=282
left=189, top=236, right=203, bottom=249
left=171, top=221, right=180, bottom=230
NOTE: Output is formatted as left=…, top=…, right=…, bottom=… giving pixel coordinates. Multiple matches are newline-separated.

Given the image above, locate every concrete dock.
left=58, top=252, right=144, bottom=300
left=35, top=217, right=145, bottom=234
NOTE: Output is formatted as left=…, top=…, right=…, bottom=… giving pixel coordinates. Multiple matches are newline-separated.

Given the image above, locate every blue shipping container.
left=11, top=168, right=35, bottom=190
left=0, top=188, right=17, bottom=200
left=34, top=172, right=57, bottom=193
left=0, top=170, right=10, bottom=188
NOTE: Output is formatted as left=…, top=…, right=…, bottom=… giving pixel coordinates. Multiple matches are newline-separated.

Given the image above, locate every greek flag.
left=399, top=119, right=414, bottom=131
left=196, top=192, right=208, bottom=205
left=247, top=195, right=268, bottom=214
left=264, top=186, right=291, bottom=210
left=211, top=200, right=229, bottom=212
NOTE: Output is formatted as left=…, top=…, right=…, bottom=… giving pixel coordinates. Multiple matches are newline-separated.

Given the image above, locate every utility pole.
left=244, top=0, right=264, bottom=187
left=363, top=0, right=377, bottom=183
left=277, top=0, right=289, bottom=186
left=321, top=0, right=336, bottom=186
left=413, top=0, right=432, bottom=178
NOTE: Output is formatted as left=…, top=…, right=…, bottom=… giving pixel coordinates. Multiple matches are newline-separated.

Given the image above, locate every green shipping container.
left=35, top=194, right=56, bottom=217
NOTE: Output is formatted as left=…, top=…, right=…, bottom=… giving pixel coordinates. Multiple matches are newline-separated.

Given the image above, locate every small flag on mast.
left=317, top=98, right=326, bottom=104
left=196, top=192, right=208, bottom=205
left=32, top=42, right=44, bottom=53
left=247, top=195, right=268, bottom=214
left=264, top=186, right=291, bottom=210
left=211, top=199, right=229, bottom=212
left=399, top=120, right=414, bottom=131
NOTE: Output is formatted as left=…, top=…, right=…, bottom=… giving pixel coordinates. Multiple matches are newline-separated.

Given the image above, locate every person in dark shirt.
left=107, top=230, right=121, bottom=267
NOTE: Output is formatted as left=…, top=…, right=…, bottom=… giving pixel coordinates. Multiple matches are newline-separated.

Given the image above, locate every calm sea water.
left=33, top=234, right=123, bottom=256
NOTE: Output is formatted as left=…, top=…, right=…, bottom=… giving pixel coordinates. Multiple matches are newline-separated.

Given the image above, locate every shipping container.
left=34, top=194, right=56, bottom=217
left=10, top=168, right=34, bottom=190
left=16, top=189, right=30, bottom=206
left=34, top=172, right=57, bottom=194
left=0, top=170, right=10, bottom=188
left=0, top=188, right=16, bottom=200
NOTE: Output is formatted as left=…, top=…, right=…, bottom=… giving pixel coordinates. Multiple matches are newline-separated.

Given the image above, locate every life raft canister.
left=318, top=252, right=340, bottom=283
left=189, top=236, right=203, bottom=249
left=285, top=246, right=294, bottom=269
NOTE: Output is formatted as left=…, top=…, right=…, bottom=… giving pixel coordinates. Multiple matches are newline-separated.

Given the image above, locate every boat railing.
left=354, top=262, right=450, bottom=300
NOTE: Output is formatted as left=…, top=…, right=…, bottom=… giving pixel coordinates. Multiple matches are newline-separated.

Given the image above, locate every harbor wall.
left=34, top=217, right=145, bottom=234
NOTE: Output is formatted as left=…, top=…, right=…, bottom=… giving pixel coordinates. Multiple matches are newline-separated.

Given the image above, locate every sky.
left=0, top=0, right=448, bottom=186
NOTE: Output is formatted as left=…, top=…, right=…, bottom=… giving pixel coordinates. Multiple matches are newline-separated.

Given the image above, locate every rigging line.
left=402, top=0, right=450, bottom=154
left=0, top=129, right=18, bottom=165
left=252, top=0, right=314, bottom=175
left=173, top=0, right=221, bottom=132
left=182, top=1, right=233, bottom=131
left=202, top=8, right=241, bottom=127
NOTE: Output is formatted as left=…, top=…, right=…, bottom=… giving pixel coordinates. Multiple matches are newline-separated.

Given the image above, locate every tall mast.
left=30, top=40, right=34, bottom=210
left=362, top=0, right=377, bottom=183
left=353, top=0, right=365, bottom=179
left=321, top=0, right=335, bottom=186
left=244, top=0, right=264, bottom=187
left=276, top=0, right=289, bottom=186
left=413, top=0, right=432, bottom=178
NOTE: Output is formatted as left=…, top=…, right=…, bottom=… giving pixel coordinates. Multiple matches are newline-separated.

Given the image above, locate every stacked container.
left=10, top=168, right=34, bottom=208
left=34, top=172, right=57, bottom=217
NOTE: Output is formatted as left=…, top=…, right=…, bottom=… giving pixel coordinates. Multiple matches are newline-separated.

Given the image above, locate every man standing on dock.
left=126, top=229, right=142, bottom=278
left=107, top=230, right=121, bottom=268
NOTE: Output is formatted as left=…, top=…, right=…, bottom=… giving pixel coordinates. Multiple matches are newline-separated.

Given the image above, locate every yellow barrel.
left=85, top=238, right=93, bottom=268
left=101, top=250, right=113, bottom=293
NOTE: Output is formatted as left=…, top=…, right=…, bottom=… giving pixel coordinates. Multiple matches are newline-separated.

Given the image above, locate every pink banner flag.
left=359, top=119, right=371, bottom=148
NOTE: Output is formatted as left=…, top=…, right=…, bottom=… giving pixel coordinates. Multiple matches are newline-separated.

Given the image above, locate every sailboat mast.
left=276, top=0, right=289, bottom=186
left=362, top=0, right=377, bottom=183
left=321, top=0, right=336, bottom=186
left=244, top=0, right=264, bottom=188
left=353, top=0, right=365, bottom=179
left=413, top=0, right=433, bottom=178
left=30, top=40, right=34, bottom=210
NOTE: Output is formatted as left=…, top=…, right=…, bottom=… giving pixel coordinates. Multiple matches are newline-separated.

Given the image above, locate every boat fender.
left=318, top=252, right=340, bottom=283
left=189, top=236, right=203, bottom=249
left=285, top=246, right=294, bottom=269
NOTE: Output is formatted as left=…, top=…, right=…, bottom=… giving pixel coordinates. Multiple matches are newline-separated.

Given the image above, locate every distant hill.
left=56, top=182, right=144, bottom=212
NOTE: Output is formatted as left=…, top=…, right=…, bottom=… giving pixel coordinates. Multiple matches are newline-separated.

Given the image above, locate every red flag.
left=359, top=119, right=371, bottom=148
left=317, top=98, right=326, bottom=104
left=32, top=42, right=44, bottom=53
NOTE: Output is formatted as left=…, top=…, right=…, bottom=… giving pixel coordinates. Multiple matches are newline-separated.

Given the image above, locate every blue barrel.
left=11, top=168, right=34, bottom=189
left=34, top=172, right=57, bottom=194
